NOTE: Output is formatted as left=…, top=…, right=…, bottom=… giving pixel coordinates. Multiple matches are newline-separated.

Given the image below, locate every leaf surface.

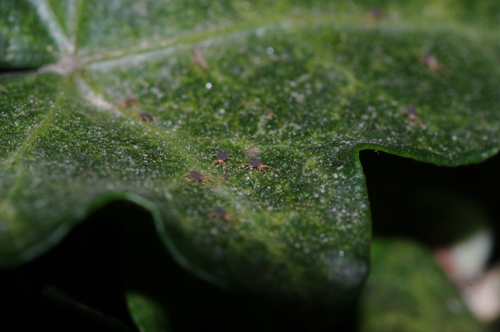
left=1, top=0, right=500, bottom=304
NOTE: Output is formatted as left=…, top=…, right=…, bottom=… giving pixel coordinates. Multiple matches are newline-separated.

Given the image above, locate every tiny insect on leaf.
left=210, top=149, right=232, bottom=173
left=245, top=157, right=278, bottom=179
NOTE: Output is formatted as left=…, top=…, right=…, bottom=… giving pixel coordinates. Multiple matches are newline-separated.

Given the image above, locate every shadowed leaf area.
left=2, top=152, right=498, bottom=331
left=1, top=0, right=500, bottom=330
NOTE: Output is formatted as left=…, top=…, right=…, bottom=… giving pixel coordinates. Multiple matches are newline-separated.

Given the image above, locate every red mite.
left=210, top=149, right=232, bottom=173
left=245, top=157, right=278, bottom=179
left=421, top=53, right=442, bottom=73
left=131, top=111, right=155, bottom=123
left=368, top=7, right=383, bottom=22
left=186, top=170, right=216, bottom=184
left=193, top=46, right=209, bottom=69
left=211, top=207, right=234, bottom=222
left=244, top=147, right=261, bottom=156
left=265, top=108, right=278, bottom=119
left=137, top=112, right=154, bottom=123
left=119, top=98, right=138, bottom=108
left=405, top=104, right=426, bottom=129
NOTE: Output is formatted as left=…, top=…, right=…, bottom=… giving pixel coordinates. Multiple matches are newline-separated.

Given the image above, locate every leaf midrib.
left=27, top=0, right=500, bottom=69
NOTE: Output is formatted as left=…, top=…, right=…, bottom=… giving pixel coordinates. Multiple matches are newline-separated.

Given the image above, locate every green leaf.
left=359, top=238, right=484, bottom=332
left=0, top=1, right=59, bottom=68
left=1, top=0, right=500, bottom=306
left=126, top=292, right=171, bottom=332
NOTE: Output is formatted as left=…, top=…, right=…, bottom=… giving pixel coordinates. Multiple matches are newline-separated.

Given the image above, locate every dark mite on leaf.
left=151, top=153, right=157, bottom=161
left=245, top=157, right=278, bottom=179
left=211, top=206, right=234, bottom=222
left=185, top=170, right=217, bottom=184
left=119, top=98, right=138, bottom=108
left=333, top=161, right=343, bottom=167
left=404, top=104, right=426, bottom=129
left=134, top=112, right=155, bottom=123
left=221, top=173, right=231, bottom=181
left=210, top=149, right=233, bottom=173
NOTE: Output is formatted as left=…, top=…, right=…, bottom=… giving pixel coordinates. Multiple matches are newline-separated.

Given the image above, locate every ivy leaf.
left=1, top=0, right=500, bottom=307
left=360, top=238, right=483, bottom=331
left=126, top=292, right=171, bottom=332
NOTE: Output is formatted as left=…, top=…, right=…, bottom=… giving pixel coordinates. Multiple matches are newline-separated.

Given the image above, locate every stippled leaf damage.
left=1, top=0, right=500, bottom=308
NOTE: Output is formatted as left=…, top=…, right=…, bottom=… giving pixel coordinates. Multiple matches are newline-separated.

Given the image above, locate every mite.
left=210, top=149, right=233, bottom=173
left=119, top=98, right=138, bottom=108
left=211, top=206, right=234, bottom=222
left=193, top=46, right=209, bottom=69
left=138, top=112, right=154, bottom=123
left=245, top=157, right=278, bottom=179
left=368, top=7, right=383, bottom=22
left=421, top=53, right=442, bottom=73
left=221, top=173, right=231, bottom=181
left=265, top=108, right=278, bottom=119
left=404, top=104, right=426, bottom=129
left=185, top=170, right=216, bottom=184
left=244, top=147, right=261, bottom=156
